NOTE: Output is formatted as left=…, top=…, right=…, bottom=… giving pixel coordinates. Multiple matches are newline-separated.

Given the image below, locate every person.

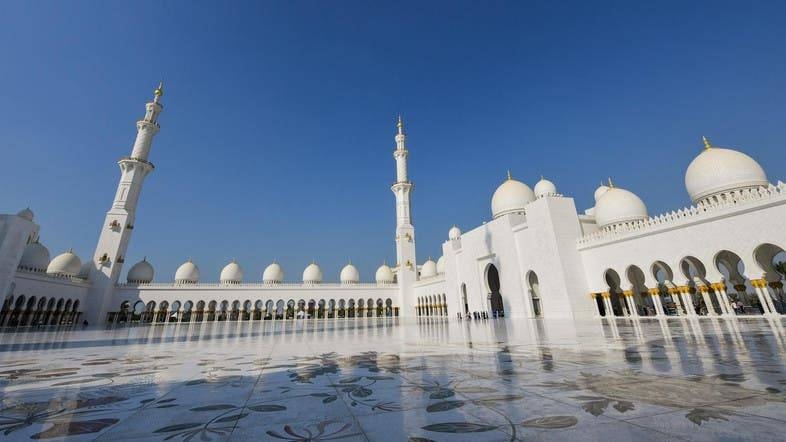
left=82, top=319, right=88, bottom=329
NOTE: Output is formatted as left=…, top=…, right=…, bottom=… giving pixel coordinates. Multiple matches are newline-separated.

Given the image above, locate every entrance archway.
left=526, top=271, right=541, bottom=317
left=485, top=264, right=504, bottom=317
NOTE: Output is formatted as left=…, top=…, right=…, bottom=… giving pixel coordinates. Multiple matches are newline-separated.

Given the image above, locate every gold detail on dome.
left=702, top=136, right=712, bottom=150
left=154, top=81, right=164, bottom=97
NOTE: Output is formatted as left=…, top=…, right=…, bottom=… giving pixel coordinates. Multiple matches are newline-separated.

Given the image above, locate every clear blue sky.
left=1, top=1, right=785, bottom=282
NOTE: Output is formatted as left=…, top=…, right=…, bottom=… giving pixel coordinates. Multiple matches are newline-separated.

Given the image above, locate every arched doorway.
left=460, top=283, right=468, bottom=315
left=527, top=271, right=541, bottom=317
left=485, top=264, right=504, bottom=317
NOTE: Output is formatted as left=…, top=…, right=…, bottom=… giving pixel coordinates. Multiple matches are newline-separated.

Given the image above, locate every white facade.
left=1, top=86, right=785, bottom=328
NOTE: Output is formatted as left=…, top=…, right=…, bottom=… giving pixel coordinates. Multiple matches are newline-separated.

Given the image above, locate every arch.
left=317, top=299, right=326, bottom=318
left=207, top=300, right=217, bottom=321
left=347, top=299, right=356, bottom=318
left=338, top=299, right=346, bottom=318
left=275, top=300, right=285, bottom=319
left=625, top=265, right=651, bottom=316
left=678, top=256, right=710, bottom=315
left=196, top=300, right=206, bottom=322
left=328, top=299, right=336, bottom=318
left=485, top=263, right=504, bottom=317
left=132, top=300, right=145, bottom=323
left=679, top=256, right=707, bottom=281
left=603, top=268, right=625, bottom=317
left=366, top=297, right=374, bottom=317
left=286, top=299, right=296, bottom=319
left=169, top=300, right=180, bottom=322
left=460, top=283, right=468, bottom=315
left=651, top=260, right=674, bottom=284
left=264, top=300, right=274, bottom=319
left=144, top=301, right=156, bottom=323
left=158, top=301, right=169, bottom=323
left=385, top=298, right=393, bottom=317
left=182, top=300, right=193, bottom=322
left=526, top=271, right=542, bottom=317
left=753, top=243, right=786, bottom=313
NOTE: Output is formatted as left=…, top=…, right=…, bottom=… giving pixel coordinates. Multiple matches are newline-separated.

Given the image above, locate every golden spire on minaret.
left=702, top=136, right=712, bottom=150
left=153, top=81, right=164, bottom=103
left=397, top=115, right=404, bottom=135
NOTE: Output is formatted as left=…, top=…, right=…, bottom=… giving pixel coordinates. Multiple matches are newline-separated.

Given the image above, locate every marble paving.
left=1, top=316, right=786, bottom=441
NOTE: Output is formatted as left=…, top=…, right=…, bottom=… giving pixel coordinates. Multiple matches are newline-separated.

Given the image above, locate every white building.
left=1, top=86, right=785, bottom=327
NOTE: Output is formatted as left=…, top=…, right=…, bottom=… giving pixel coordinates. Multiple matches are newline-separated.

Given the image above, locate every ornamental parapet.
left=577, top=182, right=786, bottom=249
left=116, top=282, right=395, bottom=289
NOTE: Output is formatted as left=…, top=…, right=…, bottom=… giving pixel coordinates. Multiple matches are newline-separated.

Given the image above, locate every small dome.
left=340, top=262, right=360, bottom=284
left=19, top=241, right=50, bottom=271
left=448, top=225, right=461, bottom=240
left=534, top=176, right=557, bottom=198
left=78, top=261, right=92, bottom=279
left=303, top=262, right=323, bottom=284
left=220, top=260, right=243, bottom=284
left=46, top=250, right=82, bottom=276
left=375, top=263, right=394, bottom=284
left=420, top=258, right=438, bottom=278
left=262, top=262, right=284, bottom=283
left=594, top=184, right=610, bottom=203
left=491, top=173, right=536, bottom=218
left=127, top=258, right=154, bottom=284
left=436, top=256, right=446, bottom=274
left=594, top=186, right=648, bottom=228
left=685, top=141, right=768, bottom=203
left=174, top=259, right=199, bottom=284
left=17, top=207, right=34, bottom=221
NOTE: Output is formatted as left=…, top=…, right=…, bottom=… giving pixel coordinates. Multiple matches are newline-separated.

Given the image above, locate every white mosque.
left=1, top=84, right=785, bottom=327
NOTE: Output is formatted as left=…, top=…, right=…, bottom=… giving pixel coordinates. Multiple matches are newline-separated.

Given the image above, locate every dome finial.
left=607, top=177, right=615, bottom=188
left=702, top=136, right=712, bottom=150
left=506, top=170, right=512, bottom=181
left=154, top=81, right=164, bottom=99
left=397, top=115, right=404, bottom=135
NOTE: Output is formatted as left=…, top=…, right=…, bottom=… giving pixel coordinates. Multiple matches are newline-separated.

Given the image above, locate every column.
left=696, top=284, right=717, bottom=317
left=668, top=288, right=684, bottom=315
left=590, top=293, right=602, bottom=317
left=752, top=279, right=775, bottom=315
left=601, top=292, right=614, bottom=317
left=678, top=287, right=697, bottom=317
left=648, top=288, right=665, bottom=317
left=711, top=283, right=732, bottom=316
left=622, top=290, right=639, bottom=318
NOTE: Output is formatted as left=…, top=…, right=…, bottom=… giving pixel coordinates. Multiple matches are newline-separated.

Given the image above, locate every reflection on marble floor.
left=1, top=317, right=785, bottom=441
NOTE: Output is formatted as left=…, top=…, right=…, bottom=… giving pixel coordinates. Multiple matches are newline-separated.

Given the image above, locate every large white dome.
left=262, top=262, right=284, bottom=283
left=448, top=225, right=461, bottom=240
left=127, top=258, right=154, bottom=284
left=175, top=259, right=199, bottom=284
left=375, top=263, right=394, bottom=284
left=220, top=260, right=243, bottom=284
left=534, top=176, right=557, bottom=198
left=46, top=250, right=82, bottom=276
left=17, top=207, right=34, bottom=221
left=436, top=256, right=446, bottom=274
left=491, top=173, right=536, bottom=218
left=340, top=262, right=360, bottom=284
left=594, top=184, right=610, bottom=202
left=19, top=241, right=50, bottom=271
left=420, top=258, right=437, bottom=278
left=594, top=187, right=648, bottom=228
left=685, top=143, right=767, bottom=203
left=303, top=262, right=323, bottom=284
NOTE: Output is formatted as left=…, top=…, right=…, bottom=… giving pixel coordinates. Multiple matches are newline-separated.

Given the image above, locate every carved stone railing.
left=577, top=182, right=786, bottom=248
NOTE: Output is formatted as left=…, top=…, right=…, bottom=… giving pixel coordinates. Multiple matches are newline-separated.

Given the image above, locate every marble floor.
left=1, top=316, right=786, bottom=441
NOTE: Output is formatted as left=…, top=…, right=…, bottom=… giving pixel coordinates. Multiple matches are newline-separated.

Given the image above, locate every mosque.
left=1, top=84, right=785, bottom=327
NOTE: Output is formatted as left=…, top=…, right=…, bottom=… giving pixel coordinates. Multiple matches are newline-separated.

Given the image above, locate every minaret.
left=86, top=83, right=164, bottom=323
left=391, top=116, right=417, bottom=312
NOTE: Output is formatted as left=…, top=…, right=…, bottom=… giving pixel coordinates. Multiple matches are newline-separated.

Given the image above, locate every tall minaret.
left=391, top=116, right=417, bottom=312
left=86, top=83, right=164, bottom=323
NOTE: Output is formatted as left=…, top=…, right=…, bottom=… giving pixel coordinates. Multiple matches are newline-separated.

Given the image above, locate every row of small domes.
left=19, top=242, right=91, bottom=278
left=486, top=141, right=768, bottom=228
left=126, top=259, right=398, bottom=284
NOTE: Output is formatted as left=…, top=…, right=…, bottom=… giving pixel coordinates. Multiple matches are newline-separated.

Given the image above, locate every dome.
left=594, top=186, right=648, bottom=228
left=17, top=207, right=34, bottom=221
left=78, top=261, right=92, bottom=279
left=127, top=258, right=154, bottom=284
left=174, top=259, right=199, bottom=284
left=340, top=262, right=360, bottom=284
left=448, top=225, right=461, bottom=240
left=491, top=173, right=536, bottom=218
left=594, top=184, right=610, bottom=203
left=302, top=262, right=323, bottom=284
left=375, top=263, right=394, bottom=284
left=534, top=176, right=557, bottom=198
left=262, top=262, right=284, bottom=283
left=420, top=258, right=437, bottom=278
left=436, top=256, right=446, bottom=274
left=685, top=141, right=768, bottom=203
left=46, top=250, right=82, bottom=276
left=19, top=241, right=50, bottom=271
left=220, top=260, right=243, bottom=284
